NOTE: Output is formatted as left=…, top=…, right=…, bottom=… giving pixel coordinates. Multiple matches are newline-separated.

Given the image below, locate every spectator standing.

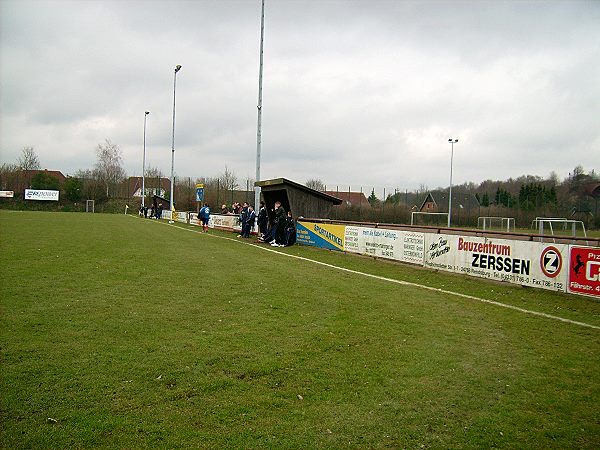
left=199, top=203, right=211, bottom=232
left=221, top=204, right=229, bottom=214
left=157, top=203, right=163, bottom=219
left=257, top=201, right=268, bottom=237
left=284, top=211, right=296, bottom=246
left=243, top=206, right=256, bottom=238
left=238, top=202, right=248, bottom=237
left=271, top=201, right=286, bottom=247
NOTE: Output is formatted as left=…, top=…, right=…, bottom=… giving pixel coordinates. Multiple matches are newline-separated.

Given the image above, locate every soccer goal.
left=477, top=216, right=515, bottom=232
left=86, top=200, right=95, bottom=213
left=531, top=217, right=587, bottom=240
left=411, top=211, right=449, bottom=226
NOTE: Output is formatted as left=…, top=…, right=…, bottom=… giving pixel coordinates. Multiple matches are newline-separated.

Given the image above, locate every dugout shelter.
left=255, top=178, right=342, bottom=221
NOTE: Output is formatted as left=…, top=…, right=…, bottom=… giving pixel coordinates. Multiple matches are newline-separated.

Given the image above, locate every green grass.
left=1, top=211, right=599, bottom=449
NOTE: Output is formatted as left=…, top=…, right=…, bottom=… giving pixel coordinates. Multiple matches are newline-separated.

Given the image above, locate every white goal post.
left=477, top=216, right=515, bottom=232
left=531, top=217, right=587, bottom=240
left=411, top=211, right=449, bottom=226
left=86, top=200, right=95, bottom=213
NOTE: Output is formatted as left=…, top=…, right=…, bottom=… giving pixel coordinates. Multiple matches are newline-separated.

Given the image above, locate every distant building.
left=419, top=191, right=480, bottom=213
left=324, top=190, right=370, bottom=208
left=128, top=176, right=170, bottom=198
left=419, top=193, right=437, bottom=212
left=14, top=169, right=66, bottom=192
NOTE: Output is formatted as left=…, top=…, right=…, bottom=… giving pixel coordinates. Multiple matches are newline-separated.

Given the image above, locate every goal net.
left=477, top=216, right=515, bottom=232
left=531, top=218, right=587, bottom=239
left=411, top=211, right=449, bottom=226
left=86, top=200, right=95, bottom=213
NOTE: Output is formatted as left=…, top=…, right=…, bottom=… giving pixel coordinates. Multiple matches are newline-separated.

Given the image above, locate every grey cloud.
left=1, top=0, right=598, bottom=189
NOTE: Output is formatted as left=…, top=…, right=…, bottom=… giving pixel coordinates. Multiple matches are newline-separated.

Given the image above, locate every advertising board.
left=296, top=221, right=345, bottom=251
left=0, top=191, right=14, bottom=198
left=423, top=234, right=568, bottom=292
left=209, top=214, right=243, bottom=232
left=568, top=246, right=600, bottom=298
left=24, top=189, right=59, bottom=201
left=344, top=226, right=424, bottom=265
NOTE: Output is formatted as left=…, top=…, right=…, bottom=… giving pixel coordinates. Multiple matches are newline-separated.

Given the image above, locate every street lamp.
left=448, top=138, right=458, bottom=228
left=142, top=111, right=149, bottom=208
left=169, top=64, right=182, bottom=219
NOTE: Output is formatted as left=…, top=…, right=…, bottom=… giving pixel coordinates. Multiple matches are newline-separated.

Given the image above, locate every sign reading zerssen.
left=24, top=189, right=59, bottom=201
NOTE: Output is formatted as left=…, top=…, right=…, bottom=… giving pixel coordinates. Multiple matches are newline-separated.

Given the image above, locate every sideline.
left=139, top=216, right=600, bottom=331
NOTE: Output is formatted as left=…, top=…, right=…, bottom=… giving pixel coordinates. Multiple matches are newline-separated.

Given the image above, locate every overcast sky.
left=1, top=0, right=599, bottom=191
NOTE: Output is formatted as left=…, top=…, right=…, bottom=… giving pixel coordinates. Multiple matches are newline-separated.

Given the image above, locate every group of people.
left=163, top=199, right=296, bottom=247
left=257, top=200, right=296, bottom=247
left=214, top=200, right=296, bottom=246
left=138, top=203, right=163, bottom=220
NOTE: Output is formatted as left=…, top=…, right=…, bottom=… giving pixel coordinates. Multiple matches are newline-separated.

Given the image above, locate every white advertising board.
left=209, top=214, right=240, bottom=231
left=177, top=212, right=188, bottom=223
left=423, top=234, right=568, bottom=292
left=0, top=190, right=14, bottom=198
left=24, top=189, right=59, bottom=201
left=190, top=213, right=200, bottom=226
left=344, top=226, right=425, bottom=265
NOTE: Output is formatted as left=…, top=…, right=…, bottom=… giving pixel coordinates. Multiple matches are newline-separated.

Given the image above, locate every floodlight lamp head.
left=175, top=65, right=182, bottom=72
left=145, top=111, right=150, bottom=115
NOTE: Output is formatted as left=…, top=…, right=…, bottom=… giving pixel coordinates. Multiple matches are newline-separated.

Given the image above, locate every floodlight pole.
left=142, top=111, right=149, bottom=208
left=448, top=138, right=458, bottom=228
left=254, top=0, right=265, bottom=211
left=170, top=64, right=182, bottom=217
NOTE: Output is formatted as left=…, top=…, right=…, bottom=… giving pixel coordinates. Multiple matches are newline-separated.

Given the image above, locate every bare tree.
left=18, top=146, right=41, bottom=171
left=94, top=139, right=126, bottom=197
left=0, top=163, right=20, bottom=190
left=219, top=166, right=238, bottom=192
left=145, top=166, right=162, bottom=179
left=305, top=178, right=326, bottom=191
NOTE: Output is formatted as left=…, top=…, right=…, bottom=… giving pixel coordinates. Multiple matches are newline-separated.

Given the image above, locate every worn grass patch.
left=1, top=211, right=599, bottom=448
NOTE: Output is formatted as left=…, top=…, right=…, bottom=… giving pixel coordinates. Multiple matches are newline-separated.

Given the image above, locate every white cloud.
left=1, top=0, right=598, bottom=189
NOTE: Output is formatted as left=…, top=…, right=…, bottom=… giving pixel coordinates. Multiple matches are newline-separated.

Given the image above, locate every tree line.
left=1, top=143, right=598, bottom=228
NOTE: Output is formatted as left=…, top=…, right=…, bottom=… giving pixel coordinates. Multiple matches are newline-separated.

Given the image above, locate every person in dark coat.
left=271, top=201, right=286, bottom=247
left=243, top=206, right=256, bottom=238
left=238, top=202, right=248, bottom=237
left=284, top=211, right=296, bottom=246
left=257, top=201, right=268, bottom=237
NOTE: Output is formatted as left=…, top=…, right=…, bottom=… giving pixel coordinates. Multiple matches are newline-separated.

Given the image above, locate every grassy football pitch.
left=1, top=211, right=599, bottom=449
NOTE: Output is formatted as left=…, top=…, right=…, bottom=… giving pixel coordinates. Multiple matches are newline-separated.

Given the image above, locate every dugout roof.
left=255, top=178, right=342, bottom=220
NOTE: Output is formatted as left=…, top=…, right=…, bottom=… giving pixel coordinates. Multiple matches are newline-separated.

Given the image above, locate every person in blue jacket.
left=199, top=203, right=210, bottom=232
left=242, top=205, right=256, bottom=238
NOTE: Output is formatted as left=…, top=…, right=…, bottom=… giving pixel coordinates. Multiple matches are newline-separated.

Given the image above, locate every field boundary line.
left=146, top=217, right=600, bottom=331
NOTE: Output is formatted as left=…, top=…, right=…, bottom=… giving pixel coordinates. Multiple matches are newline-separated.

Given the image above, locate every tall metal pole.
left=448, top=138, right=458, bottom=227
left=254, top=0, right=265, bottom=211
left=142, top=111, right=149, bottom=208
left=170, top=65, right=182, bottom=216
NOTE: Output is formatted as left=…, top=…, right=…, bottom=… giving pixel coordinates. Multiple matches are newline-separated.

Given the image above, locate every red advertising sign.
left=568, top=246, right=600, bottom=297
